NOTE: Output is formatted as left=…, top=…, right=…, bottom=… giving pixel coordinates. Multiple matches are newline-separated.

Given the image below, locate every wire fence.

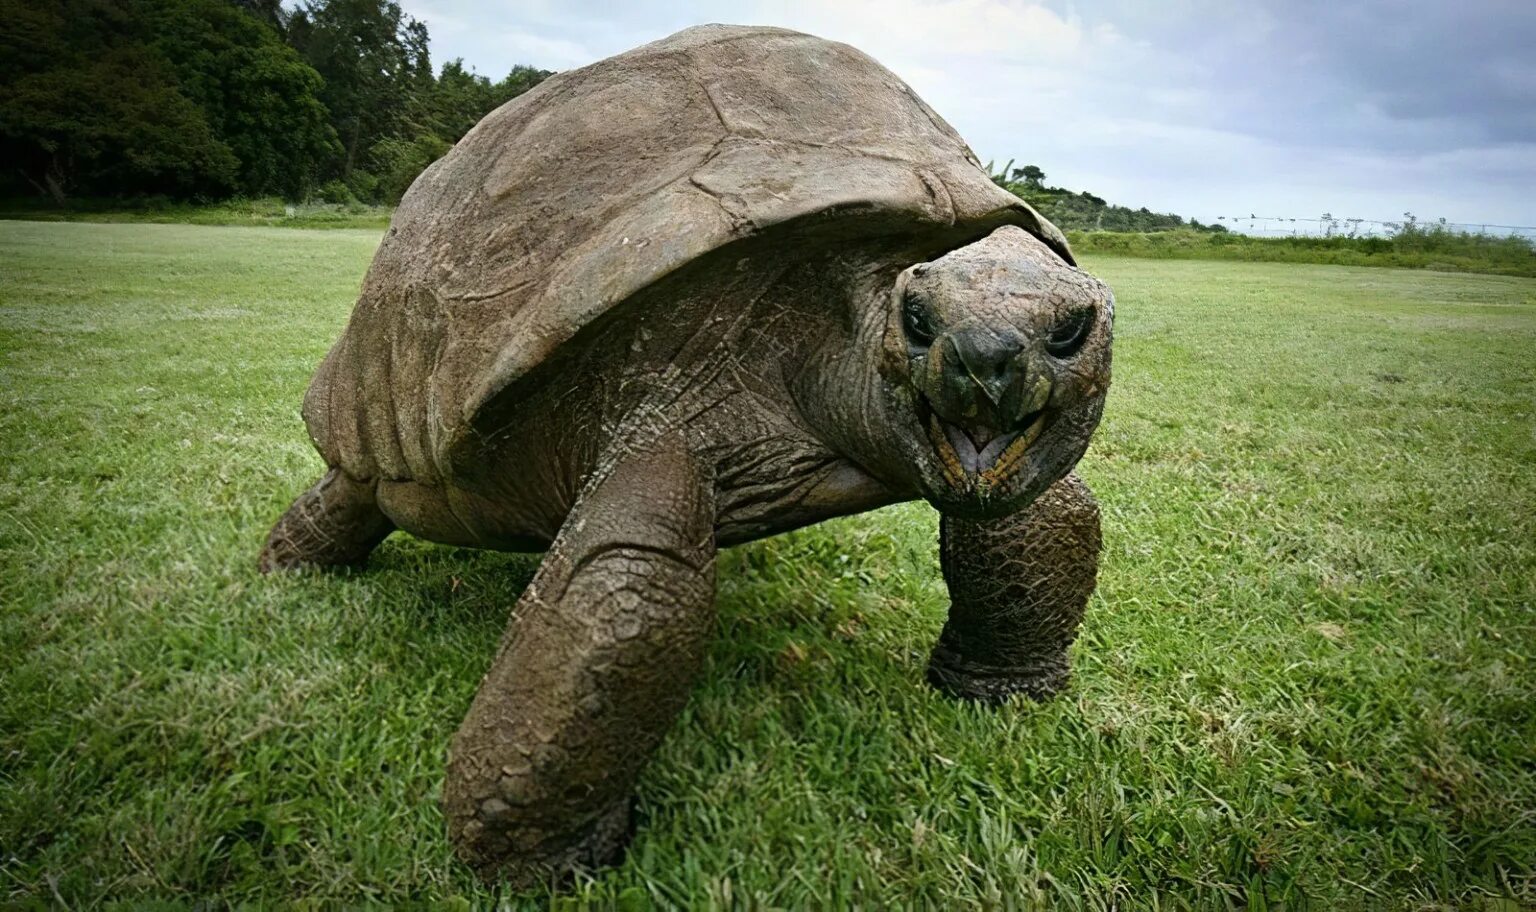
left=1212, top=215, right=1536, bottom=240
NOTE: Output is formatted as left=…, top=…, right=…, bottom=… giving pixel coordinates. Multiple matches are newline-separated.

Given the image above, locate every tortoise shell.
left=302, top=24, right=1071, bottom=482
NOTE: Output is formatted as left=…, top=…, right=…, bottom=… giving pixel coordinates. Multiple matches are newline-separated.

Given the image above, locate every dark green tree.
left=286, top=0, right=433, bottom=190
left=0, top=0, right=238, bottom=201
left=0, top=0, right=549, bottom=204
left=0, top=0, right=337, bottom=201
left=230, top=0, right=287, bottom=33
left=371, top=59, right=550, bottom=202
left=140, top=0, right=340, bottom=198
left=1013, top=164, right=1046, bottom=189
left=415, top=61, right=550, bottom=144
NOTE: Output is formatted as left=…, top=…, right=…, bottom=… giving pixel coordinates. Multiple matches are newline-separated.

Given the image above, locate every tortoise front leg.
left=927, top=472, right=1101, bottom=702
left=443, top=439, right=716, bottom=885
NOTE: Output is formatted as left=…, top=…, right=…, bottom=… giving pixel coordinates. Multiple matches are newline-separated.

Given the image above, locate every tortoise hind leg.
left=258, top=468, right=394, bottom=572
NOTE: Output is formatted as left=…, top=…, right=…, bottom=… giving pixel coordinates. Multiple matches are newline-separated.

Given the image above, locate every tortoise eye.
left=1045, top=309, right=1094, bottom=358
left=902, top=290, right=937, bottom=346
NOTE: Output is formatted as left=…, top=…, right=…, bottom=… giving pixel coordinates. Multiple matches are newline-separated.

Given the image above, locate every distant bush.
left=1067, top=226, right=1536, bottom=277
left=0, top=195, right=391, bottom=229
left=369, top=133, right=452, bottom=203
left=316, top=179, right=355, bottom=205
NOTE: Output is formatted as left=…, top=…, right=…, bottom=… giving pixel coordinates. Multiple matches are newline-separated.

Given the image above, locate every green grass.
left=0, top=196, right=393, bottom=230
left=2, top=221, right=1533, bottom=909
left=11, top=197, right=1531, bottom=277
left=1066, top=228, right=1536, bottom=278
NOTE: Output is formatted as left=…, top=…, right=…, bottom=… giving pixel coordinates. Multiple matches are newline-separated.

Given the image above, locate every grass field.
left=8, top=198, right=1531, bottom=279
left=0, top=197, right=393, bottom=231
left=2, top=221, right=1534, bottom=909
left=1065, top=228, right=1536, bottom=279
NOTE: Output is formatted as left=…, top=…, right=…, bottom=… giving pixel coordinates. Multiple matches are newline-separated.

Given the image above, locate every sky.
left=397, top=0, right=1536, bottom=230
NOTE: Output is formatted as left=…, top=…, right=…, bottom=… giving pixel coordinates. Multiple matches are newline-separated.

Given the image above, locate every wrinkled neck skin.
left=784, top=258, right=926, bottom=493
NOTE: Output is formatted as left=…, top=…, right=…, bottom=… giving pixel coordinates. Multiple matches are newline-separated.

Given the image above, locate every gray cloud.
left=1113, top=0, right=1536, bottom=148
left=1262, top=0, right=1536, bottom=144
left=402, top=0, right=1536, bottom=227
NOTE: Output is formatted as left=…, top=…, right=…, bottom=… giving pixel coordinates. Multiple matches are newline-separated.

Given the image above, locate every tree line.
left=0, top=0, right=551, bottom=204
left=988, top=161, right=1228, bottom=234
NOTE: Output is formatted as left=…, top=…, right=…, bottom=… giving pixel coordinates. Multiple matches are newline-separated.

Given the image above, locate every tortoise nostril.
left=944, top=329, right=1024, bottom=412
left=952, top=329, right=1020, bottom=382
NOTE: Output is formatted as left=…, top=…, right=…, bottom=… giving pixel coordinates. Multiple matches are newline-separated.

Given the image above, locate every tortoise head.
left=880, top=225, right=1113, bottom=518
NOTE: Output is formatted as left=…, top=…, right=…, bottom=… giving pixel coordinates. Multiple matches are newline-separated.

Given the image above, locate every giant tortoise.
left=261, top=23, right=1114, bottom=884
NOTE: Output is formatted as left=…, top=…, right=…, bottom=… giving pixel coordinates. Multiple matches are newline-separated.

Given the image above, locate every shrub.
left=315, top=179, right=355, bottom=205
left=1065, top=227, right=1535, bottom=277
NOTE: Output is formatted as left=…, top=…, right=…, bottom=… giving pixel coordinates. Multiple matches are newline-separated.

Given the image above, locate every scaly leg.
left=928, top=472, right=1101, bottom=702
left=258, top=468, right=394, bottom=572
left=443, top=437, right=716, bottom=885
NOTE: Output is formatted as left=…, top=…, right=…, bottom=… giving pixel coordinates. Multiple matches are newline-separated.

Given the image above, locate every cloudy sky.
left=398, top=0, right=1536, bottom=229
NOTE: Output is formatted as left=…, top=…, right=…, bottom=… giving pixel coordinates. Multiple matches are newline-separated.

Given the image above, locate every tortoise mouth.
left=915, top=394, right=1048, bottom=488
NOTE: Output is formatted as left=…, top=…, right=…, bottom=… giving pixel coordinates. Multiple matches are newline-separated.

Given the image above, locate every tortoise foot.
left=258, top=468, right=393, bottom=572
left=457, top=797, right=633, bottom=888
left=925, top=641, right=1069, bottom=704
